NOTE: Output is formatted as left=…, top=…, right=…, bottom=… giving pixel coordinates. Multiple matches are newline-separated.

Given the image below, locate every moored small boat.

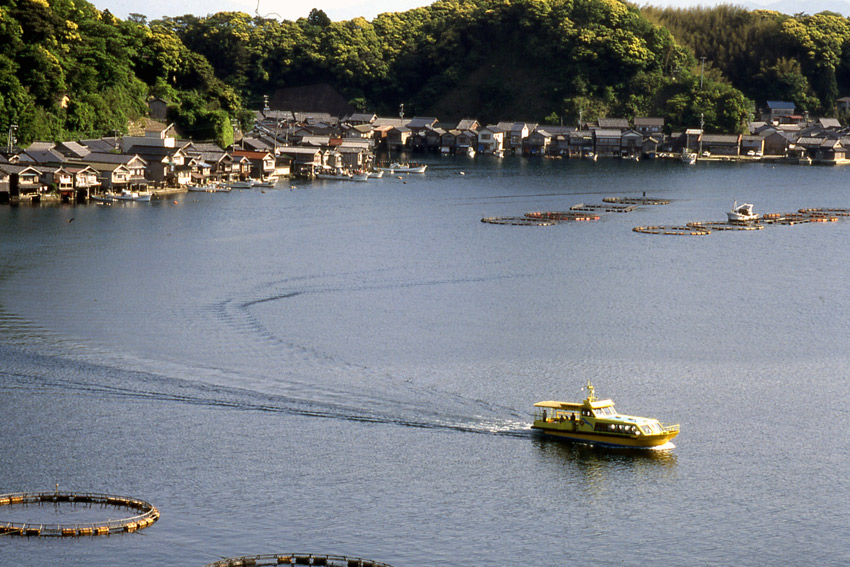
left=531, top=381, right=679, bottom=448
left=225, top=180, right=254, bottom=189
left=727, top=200, right=757, bottom=222
left=315, top=170, right=352, bottom=181
left=253, top=177, right=279, bottom=188
left=188, top=184, right=231, bottom=192
left=107, top=189, right=152, bottom=202
left=375, top=162, right=427, bottom=173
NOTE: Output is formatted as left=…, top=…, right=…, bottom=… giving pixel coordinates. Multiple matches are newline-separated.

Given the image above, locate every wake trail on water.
left=0, top=270, right=534, bottom=437
left=206, top=270, right=532, bottom=416
left=0, top=366, right=531, bottom=437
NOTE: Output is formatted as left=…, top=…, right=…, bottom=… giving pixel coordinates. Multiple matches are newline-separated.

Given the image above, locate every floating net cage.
left=480, top=216, right=559, bottom=226
left=0, top=491, right=159, bottom=536
left=603, top=196, right=672, bottom=206
left=204, top=554, right=393, bottom=567
left=569, top=203, right=637, bottom=213
left=633, top=208, right=850, bottom=236
left=482, top=195, right=669, bottom=226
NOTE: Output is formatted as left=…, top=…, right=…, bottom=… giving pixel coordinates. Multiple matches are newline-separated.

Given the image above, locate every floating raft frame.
left=569, top=203, right=637, bottom=213
left=483, top=196, right=668, bottom=226
left=481, top=216, right=558, bottom=226
left=204, top=554, right=393, bottom=567
left=0, top=491, right=159, bottom=536
left=603, top=196, right=671, bottom=206
left=633, top=225, right=711, bottom=236
left=524, top=211, right=601, bottom=221
left=633, top=208, right=850, bottom=236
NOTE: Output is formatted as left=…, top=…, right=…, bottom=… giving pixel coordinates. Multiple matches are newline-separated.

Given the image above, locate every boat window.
left=590, top=406, right=613, bottom=417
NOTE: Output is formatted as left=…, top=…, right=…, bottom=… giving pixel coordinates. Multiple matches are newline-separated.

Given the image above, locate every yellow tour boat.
left=531, top=382, right=679, bottom=448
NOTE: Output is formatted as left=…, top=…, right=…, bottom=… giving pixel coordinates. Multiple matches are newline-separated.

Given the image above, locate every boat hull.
left=106, top=192, right=152, bottom=202
left=531, top=423, right=678, bottom=448
left=316, top=174, right=352, bottom=180
left=376, top=163, right=427, bottom=173
left=727, top=214, right=758, bottom=222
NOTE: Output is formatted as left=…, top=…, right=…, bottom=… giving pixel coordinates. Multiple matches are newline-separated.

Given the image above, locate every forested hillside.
left=0, top=0, right=244, bottom=146
left=641, top=5, right=850, bottom=118
left=4, top=0, right=850, bottom=146
left=156, top=0, right=746, bottom=131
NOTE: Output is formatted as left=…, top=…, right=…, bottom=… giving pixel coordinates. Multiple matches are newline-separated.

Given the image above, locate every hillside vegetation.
left=0, top=0, right=244, bottom=146
left=3, top=0, right=850, bottom=145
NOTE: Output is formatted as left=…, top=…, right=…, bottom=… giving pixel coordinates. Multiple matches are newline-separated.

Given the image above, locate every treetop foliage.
left=5, top=0, right=850, bottom=145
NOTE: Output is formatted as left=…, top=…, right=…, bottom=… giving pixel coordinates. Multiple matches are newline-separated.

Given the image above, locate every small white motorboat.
left=727, top=201, right=757, bottom=222
left=681, top=151, right=697, bottom=165
left=108, top=189, right=152, bottom=202
left=225, top=180, right=254, bottom=189
left=253, top=177, right=279, bottom=188
left=315, top=169, right=352, bottom=181
left=375, top=162, right=427, bottom=173
left=188, top=184, right=231, bottom=192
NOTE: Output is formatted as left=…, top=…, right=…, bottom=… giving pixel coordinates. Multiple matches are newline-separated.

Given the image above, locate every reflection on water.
left=530, top=433, right=678, bottom=500
left=531, top=434, right=678, bottom=468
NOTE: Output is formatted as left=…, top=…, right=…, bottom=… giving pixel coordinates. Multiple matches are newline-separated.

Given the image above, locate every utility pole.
left=7, top=124, right=17, bottom=154
left=399, top=103, right=404, bottom=121
left=699, top=113, right=704, bottom=156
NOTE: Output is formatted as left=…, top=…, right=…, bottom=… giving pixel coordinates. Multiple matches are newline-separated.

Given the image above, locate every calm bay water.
left=1, top=156, right=849, bottom=566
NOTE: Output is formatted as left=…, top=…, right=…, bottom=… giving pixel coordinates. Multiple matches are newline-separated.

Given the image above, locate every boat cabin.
left=534, top=398, right=617, bottom=421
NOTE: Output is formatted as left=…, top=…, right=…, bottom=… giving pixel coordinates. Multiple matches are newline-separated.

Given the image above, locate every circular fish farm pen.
left=634, top=208, right=850, bottom=236
left=632, top=225, right=712, bottom=236
left=480, top=216, right=560, bottom=226
left=524, top=211, right=601, bottom=221
left=0, top=491, right=159, bottom=536
left=686, top=222, right=764, bottom=232
left=204, top=554, right=393, bottom=567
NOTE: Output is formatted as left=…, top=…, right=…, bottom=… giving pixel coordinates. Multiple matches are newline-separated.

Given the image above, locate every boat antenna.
left=585, top=380, right=596, bottom=401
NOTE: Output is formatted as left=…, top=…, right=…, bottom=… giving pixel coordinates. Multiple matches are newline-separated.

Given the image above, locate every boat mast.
left=585, top=380, right=596, bottom=402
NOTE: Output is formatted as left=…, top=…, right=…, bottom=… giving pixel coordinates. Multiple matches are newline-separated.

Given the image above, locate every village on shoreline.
left=2, top=99, right=848, bottom=205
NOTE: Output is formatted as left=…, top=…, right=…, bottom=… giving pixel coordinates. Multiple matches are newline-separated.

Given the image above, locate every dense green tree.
left=9, top=0, right=850, bottom=144
left=643, top=5, right=850, bottom=115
